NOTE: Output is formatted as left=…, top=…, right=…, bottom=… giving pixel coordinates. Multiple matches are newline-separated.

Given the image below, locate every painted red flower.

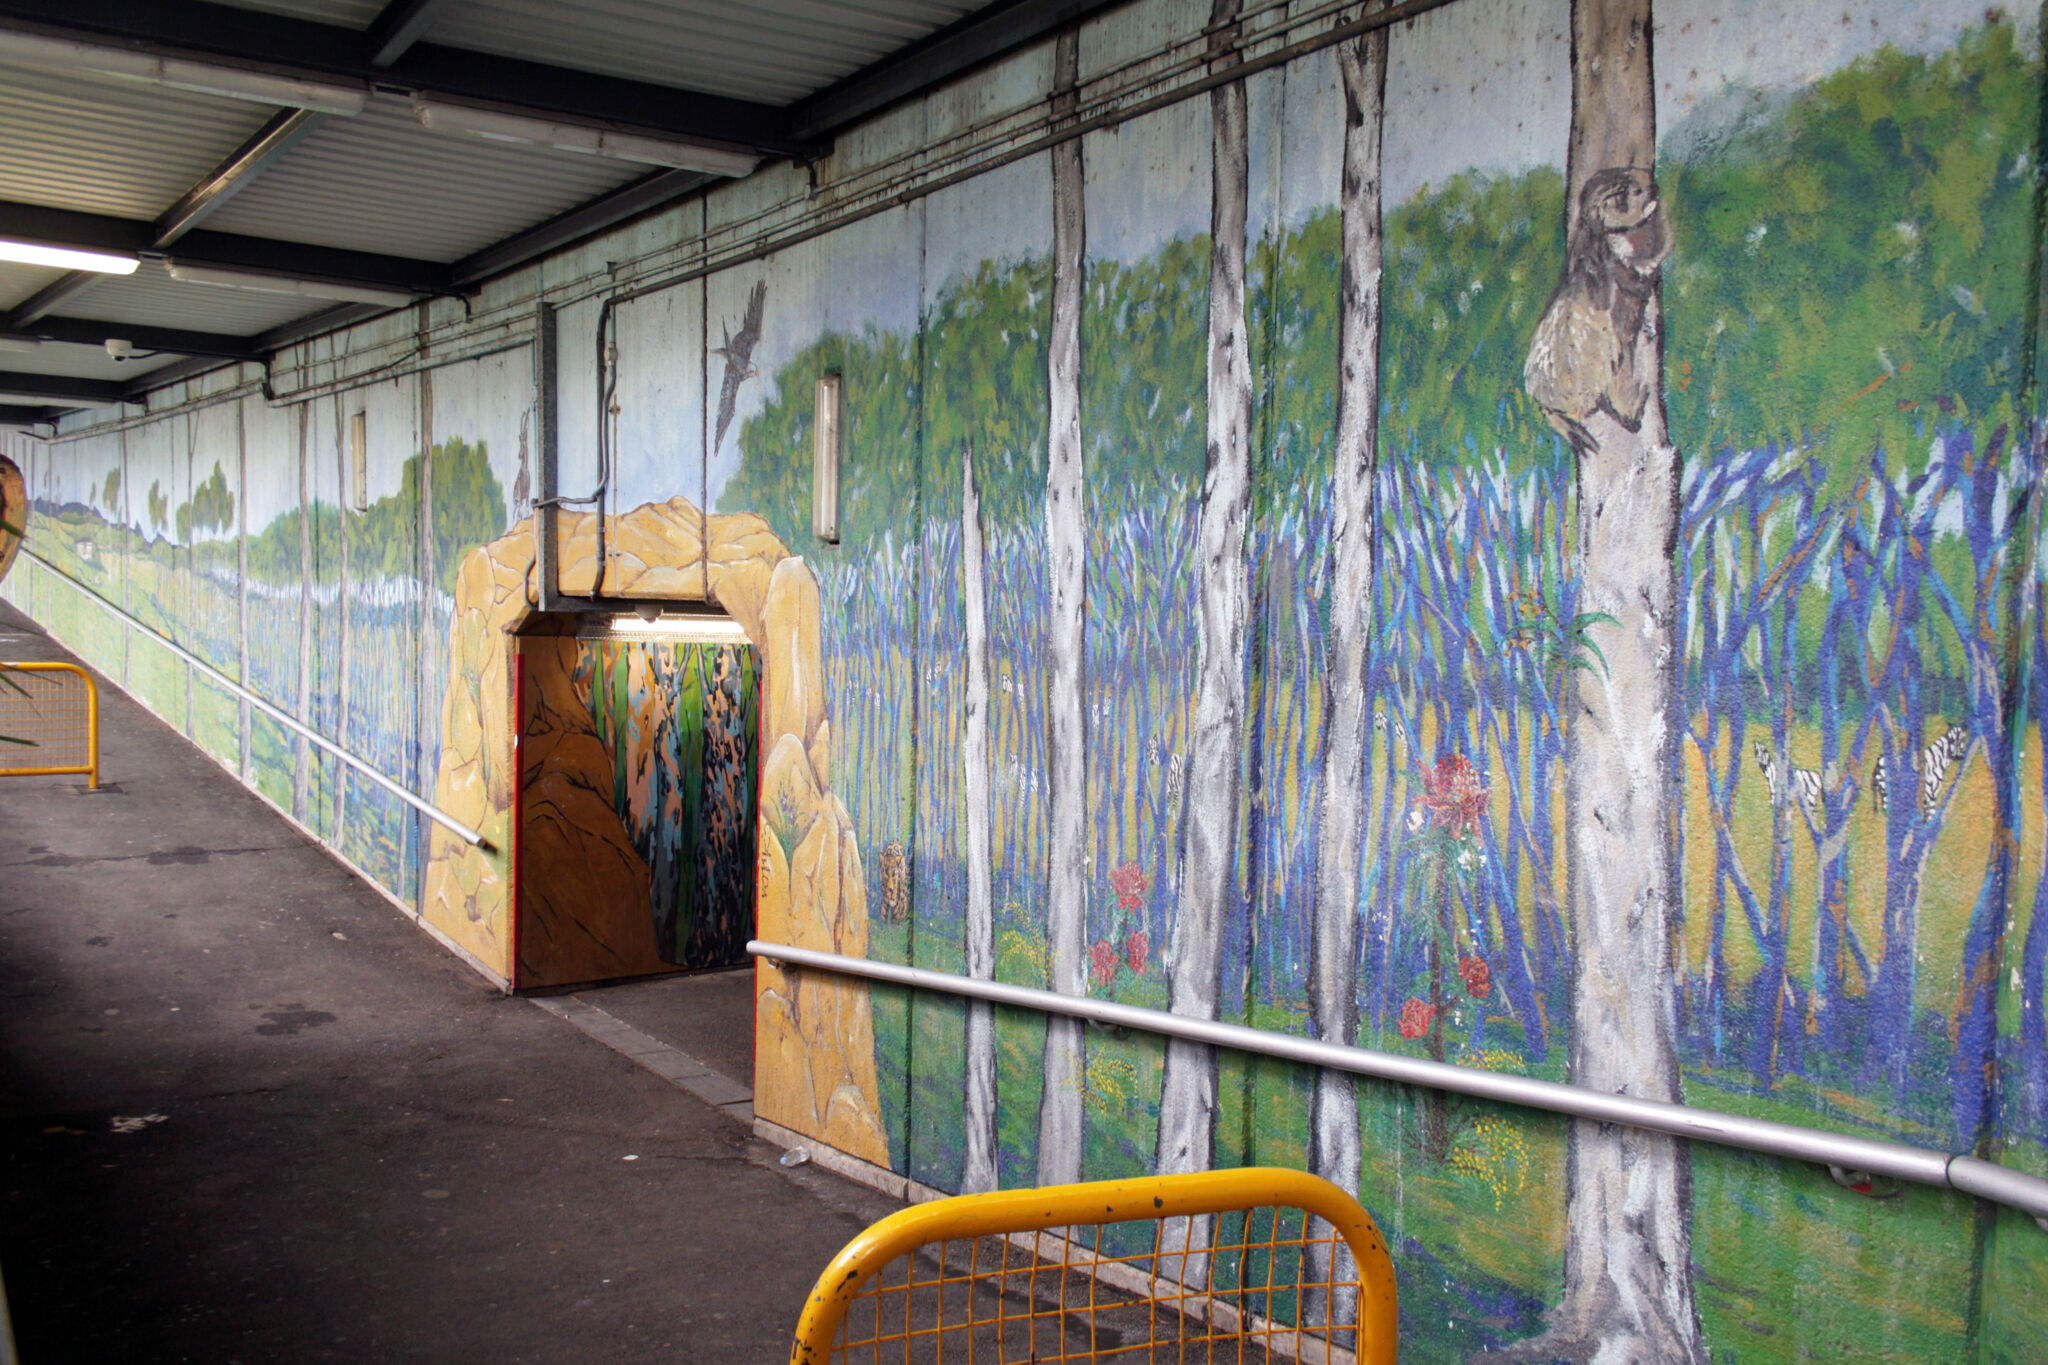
left=1090, top=939, right=1118, bottom=989
left=1397, top=997, right=1437, bottom=1041
left=1126, top=929, right=1149, bottom=974
left=1109, top=861, right=1150, bottom=912
left=1458, top=954, right=1491, bottom=1000
left=1417, top=752, right=1489, bottom=840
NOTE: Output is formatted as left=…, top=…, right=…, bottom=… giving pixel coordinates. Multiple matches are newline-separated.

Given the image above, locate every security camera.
left=104, top=338, right=136, bottom=361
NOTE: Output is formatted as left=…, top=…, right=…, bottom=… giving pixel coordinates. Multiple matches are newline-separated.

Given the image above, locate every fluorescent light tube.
left=0, top=238, right=138, bottom=274
left=167, top=262, right=419, bottom=309
left=0, top=332, right=42, bottom=353
left=607, top=614, right=749, bottom=641
left=813, top=374, right=841, bottom=543
left=411, top=95, right=759, bottom=177
left=0, top=32, right=367, bottom=115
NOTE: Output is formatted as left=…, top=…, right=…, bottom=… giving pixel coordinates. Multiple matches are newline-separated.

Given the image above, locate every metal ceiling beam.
left=5, top=274, right=103, bottom=328
left=151, top=0, right=447, bottom=248
left=251, top=302, right=388, bottom=354
left=364, top=0, right=452, bottom=68
left=12, top=316, right=261, bottom=361
left=0, top=371, right=126, bottom=404
left=153, top=109, right=328, bottom=246
left=0, top=0, right=802, bottom=156
left=0, top=403, right=65, bottom=425
left=451, top=169, right=713, bottom=287
left=0, top=201, right=454, bottom=298
left=791, top=0, right=1127, bottom=140
left=171, top=230, right=451, bottom=297
left=121, top=353, right=240, bottom=395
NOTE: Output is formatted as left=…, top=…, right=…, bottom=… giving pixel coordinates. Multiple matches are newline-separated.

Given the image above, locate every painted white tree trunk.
left=334, top=399, right=352, bottom=840
left=1500, top=1, right=1708, bottom=1359
left=961, top=441, right=999, bottom=1194
left=1156, top=0, right=1251, bottom=1289
left=1305, top=19, right=1387, bottom=1341
left=293, top=403, right=314, bottom=822
left=1036, top=27, right=1089, bottom=1189
left=236, top=403, right=250, bottom=781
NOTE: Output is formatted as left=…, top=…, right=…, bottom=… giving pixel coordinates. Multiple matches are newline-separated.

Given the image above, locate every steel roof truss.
left=0, top=0, right=802, bottom=156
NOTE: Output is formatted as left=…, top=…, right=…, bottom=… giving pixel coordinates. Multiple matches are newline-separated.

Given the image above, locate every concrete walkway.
left=0, top=601, right=898, bottom=1364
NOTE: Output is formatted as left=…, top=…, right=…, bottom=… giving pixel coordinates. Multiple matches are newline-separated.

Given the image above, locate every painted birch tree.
left=1036, top=27, right=1089, bottom=1188
left=293, top=402, right=314, bottom=822
left=334, top=400, right=353, bottom=840
left=1155, top=0, right=1252, bottom=1284
left=1496, top=0, right=1707, bottom=1357
left=236, top=402, right=250, bottom=782
left=961, top=441, right=999, bottom=1194
left=1305, top=11, right=1387, bottom=1340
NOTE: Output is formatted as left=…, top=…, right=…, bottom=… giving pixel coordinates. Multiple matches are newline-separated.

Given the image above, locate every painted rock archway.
left=0, top=452, right=26, bottom=585
left=423, top=496, right=890, bottom=1165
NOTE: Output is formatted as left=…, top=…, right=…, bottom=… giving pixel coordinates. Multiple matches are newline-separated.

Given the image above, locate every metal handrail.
left=747, top=939, right=2048, bottom=1230
left=16, top=547, right=491, bottom=849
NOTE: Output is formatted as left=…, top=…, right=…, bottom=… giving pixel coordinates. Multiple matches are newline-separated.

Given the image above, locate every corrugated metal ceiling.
left=424, top=0, right=980, bottom=104
left=61, top=262, right=333, bottom=338
left=201, top=94, right=645, bottom=264
left=216, top=0, right=385, bottom=24
left=3, top=0, right=1017, bottom=419
left=0, top=58, right=272, bottom=218
left=0, top=340, right=182, bottom=383
left=0, top=262, right=62, bottom=316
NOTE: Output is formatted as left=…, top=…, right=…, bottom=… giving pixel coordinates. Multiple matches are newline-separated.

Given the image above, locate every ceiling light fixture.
left=411, top=95, right=759, bottom=177
left=0, top=237, right=139, bottom=275
left=0, top=31, right=368, bottom=115
left=0, top=332, right=42, bottom=353
left=166, top=262, right=421, bottom=309
left=607, top=614, right=749, bottom=641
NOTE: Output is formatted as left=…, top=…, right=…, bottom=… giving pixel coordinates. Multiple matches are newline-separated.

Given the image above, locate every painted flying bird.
left=710, top=280, right=767, bottom=456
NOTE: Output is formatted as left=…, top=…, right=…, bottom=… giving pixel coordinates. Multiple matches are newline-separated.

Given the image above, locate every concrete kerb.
left=529, top=994, right=756, bottom=1123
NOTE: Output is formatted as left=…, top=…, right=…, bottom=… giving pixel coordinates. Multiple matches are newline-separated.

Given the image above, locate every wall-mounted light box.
left=813, top=373, right=842, bottom=544
left=349, top=412, right=368, bottom=511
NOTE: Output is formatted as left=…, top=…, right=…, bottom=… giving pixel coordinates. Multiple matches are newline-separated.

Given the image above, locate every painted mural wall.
left=5, top=0, right=2047, bottom=1358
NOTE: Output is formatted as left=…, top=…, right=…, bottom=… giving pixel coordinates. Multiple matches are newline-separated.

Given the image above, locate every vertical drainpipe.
left=534, top=302, right=562, bottom=614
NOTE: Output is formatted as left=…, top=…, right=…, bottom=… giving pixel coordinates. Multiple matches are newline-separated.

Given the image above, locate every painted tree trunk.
left=1500, top=0, right=1708, bottom=1359
left=1941, top=430, right=2019, bottom=1147
left=2022, top=587, right=2048, bottom=1130
left=293, top=402, right=314, bottom=823
left=961, top=441, right=999, bottom=1194
left=236, top=401, right=250, bottom=782
left=335, top=400, right=352, bottom=841
left=417, top=369, right=436, bottom=887
left=1156, top=0, right=1251, bottom=1288
left=183, top=418, right=196, bottom=738
left=1305, top=17, right=1388, bottom=1341
left=1036, top=26, right=1089, bottom=1189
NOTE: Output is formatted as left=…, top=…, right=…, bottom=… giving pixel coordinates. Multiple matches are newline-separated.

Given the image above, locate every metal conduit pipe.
left=747, top=939, right=2048, bottom=1230
left=17, top=548, right=491, bottom=850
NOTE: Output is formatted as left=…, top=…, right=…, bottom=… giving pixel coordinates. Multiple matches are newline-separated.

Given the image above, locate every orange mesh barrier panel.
left=791, top=1167, right=1396, bottom=1364
left=0, top=662, right=98, bottom=787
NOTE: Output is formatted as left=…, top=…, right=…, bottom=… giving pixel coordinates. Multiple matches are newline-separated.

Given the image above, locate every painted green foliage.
left=704, top=17, right=2048, bottom=1363
left=1663, top=21, right=2037, bottom=492
left=585, top=640, right=762, bottom=969
left=242, top=437, right=503, bottom=592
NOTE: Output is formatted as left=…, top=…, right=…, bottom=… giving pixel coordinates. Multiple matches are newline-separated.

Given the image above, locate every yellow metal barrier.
left=0, top=662, right=99, bottom=789
left=790, top=1166, right=1397, bottom=1364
